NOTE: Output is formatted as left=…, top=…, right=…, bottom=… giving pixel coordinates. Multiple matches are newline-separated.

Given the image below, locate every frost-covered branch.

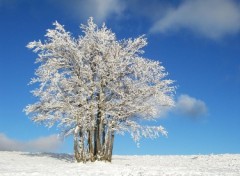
left=25, top=17, right=175, bottom=162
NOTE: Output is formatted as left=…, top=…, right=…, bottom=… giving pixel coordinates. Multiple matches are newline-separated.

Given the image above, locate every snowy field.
left=0, top=151, right=240, bottom=176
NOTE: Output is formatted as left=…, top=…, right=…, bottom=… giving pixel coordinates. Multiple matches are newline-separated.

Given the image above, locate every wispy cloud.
left=3, top=0, right=240, bottom=40
left=54, top=0, right=125, bottom=23
left=1, top=0, right=126, bottom=23
left=150, top=0, right=240, bottom=39
left=0, top=133, right=62, bottom=152
left=175, top=94, right=207, bottom=118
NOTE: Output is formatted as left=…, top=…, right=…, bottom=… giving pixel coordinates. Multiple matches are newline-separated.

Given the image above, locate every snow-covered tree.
left=25, top=18, right=175, bottom=162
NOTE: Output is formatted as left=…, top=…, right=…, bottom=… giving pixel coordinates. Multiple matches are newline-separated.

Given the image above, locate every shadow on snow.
left=21, top=152, right=75, bottom=163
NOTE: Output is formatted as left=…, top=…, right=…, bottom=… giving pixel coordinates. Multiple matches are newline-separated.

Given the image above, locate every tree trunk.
left=96, top=92, right=103, bottom=160
left=102, top=125, right=114, bottom=162
left=101, top=123, right=106, bottom=160
left=79, top=130, right=85, bottom=162
left=74, top=137, right=81, bottom=162
left=88, top=130, right=94, bottom=161
left=96, top=114, right=101, bottom=159
left=109, top=131, right=115, bottom=162
left=107, top=129, right=115, bottom=162
left=74, top=126, right=81, bottom=162
left=94, top=124, right=97, bottom=157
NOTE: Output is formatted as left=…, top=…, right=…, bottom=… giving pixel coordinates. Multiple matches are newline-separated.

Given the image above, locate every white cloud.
left=0, top=133, right=62, bottom=152
left=175, top=94, right=207, bottom=118
left=57, top=0, right=125, bottom=23
left=150, top=0, right=240, bottom=39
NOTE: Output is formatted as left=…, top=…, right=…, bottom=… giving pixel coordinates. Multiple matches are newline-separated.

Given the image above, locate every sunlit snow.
left=0, top=151, right=239, bottom=176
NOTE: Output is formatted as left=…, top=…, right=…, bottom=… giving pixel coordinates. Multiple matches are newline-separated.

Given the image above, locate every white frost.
left=1, top=151, right=240, bottom=176
left=24, top=18, right=176, bottom=161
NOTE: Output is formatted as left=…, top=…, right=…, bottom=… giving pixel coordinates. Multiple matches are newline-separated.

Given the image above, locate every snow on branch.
left=25, top=17, right=175, bottom=162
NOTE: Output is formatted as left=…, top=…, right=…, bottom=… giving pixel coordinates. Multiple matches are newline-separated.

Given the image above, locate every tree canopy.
left=25, top=18, right=175, bottom=162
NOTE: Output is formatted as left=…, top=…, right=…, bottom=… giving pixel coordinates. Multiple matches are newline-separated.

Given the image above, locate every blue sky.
left=0, top=0, right=240, bottom=155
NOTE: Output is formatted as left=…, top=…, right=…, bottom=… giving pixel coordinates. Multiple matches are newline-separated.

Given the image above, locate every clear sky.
left=0, top=0, right=240, bottom=155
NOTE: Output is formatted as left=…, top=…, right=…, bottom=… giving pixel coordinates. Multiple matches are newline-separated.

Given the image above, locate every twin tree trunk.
left=74, top=93, right=115, bottom=162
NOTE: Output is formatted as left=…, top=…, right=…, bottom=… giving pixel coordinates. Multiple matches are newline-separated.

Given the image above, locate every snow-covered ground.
left=0, top=151, right=240, bottom=176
